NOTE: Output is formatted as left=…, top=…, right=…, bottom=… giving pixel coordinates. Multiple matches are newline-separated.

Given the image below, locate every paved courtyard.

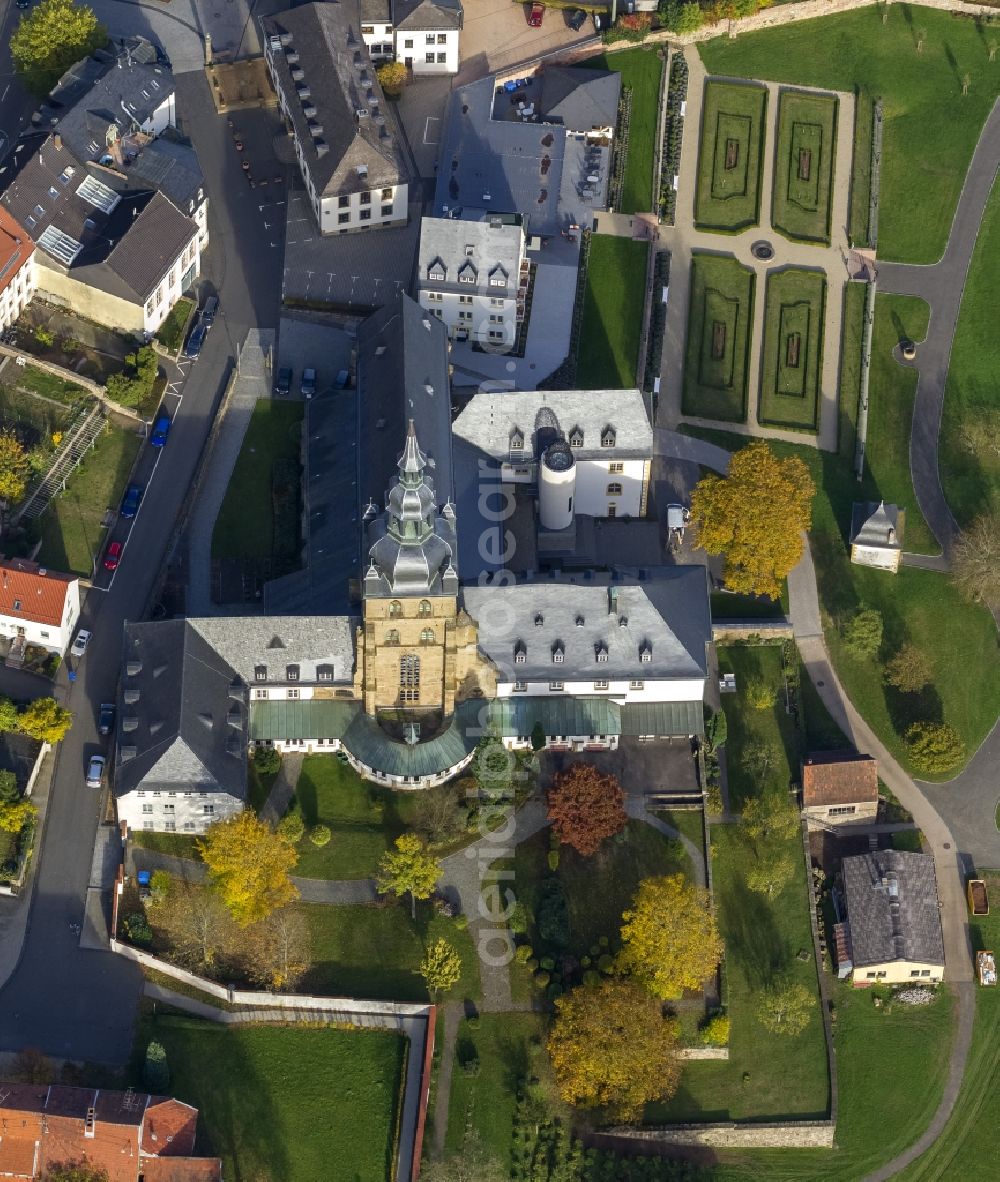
left=457, top=0, right=597, bottom=85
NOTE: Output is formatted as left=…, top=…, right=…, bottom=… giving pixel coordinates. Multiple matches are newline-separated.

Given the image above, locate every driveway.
left=458, top=0, right=597, bottom=84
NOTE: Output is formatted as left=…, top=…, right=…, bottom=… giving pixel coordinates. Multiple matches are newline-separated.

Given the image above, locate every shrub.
left=534, top=970, right=551, bottom=988
left=531, top=720, right=546, bottom=751
left=377, top=61, right=407, bottom=97
left=598, top=954, right=614, bottom=973
left=537, top=880, right=570, bottom=948
left=143, top=1041, right=169, bottom=1092
left=515, top=944, right=534, bottom=964
left=745, top=677, right=777, bottom=710
left=123, top=911, right=152, bottom=947
left=700, top=1013, right=730, bottom=1045
left=508, top=900, right=529, bottom=934
left=526, top=958, right=539, bottom=972
left=461, top=1053, right=481, bottom=1077
left=254, top=746, right=281, bottom=775
left=884, top=644, right=933, bottom=693
left=277, top=812, right=305, bottom=843
left=583, top=969, right=601, bottom=987
left=540, top=956, right=555, bottom=972
left=454, top=913, right=469, bottom=930
left=547, top=848, right=560, bottom=872
left=308, top=823, right=332, bottom=847
left=905, top=722, right=966, bottom=773
left=843, top=607, right=884, bottom=658
left=34, top=326, right=55, bottom=347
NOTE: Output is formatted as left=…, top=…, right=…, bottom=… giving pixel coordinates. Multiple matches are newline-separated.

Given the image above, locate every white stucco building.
left=0, top=559, right=80, bottom=659
left=0, top=207, right=36, bottom=333
left=361, top=0, right=463, bottom=76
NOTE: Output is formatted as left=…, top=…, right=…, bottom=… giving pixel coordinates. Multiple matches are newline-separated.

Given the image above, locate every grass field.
left=131, top=1012, right=404, bottom=1182
left=683, top=427, right=1000, bottom=780
left=771, top=90, right=838, bottom=243
left=837, top=281, right=866, bottom=460
left=695, top=80, right=768, bottom=232
left=940, top=171, right=1000, bottom=525
left=699, top=7, right=1000, bottom=263
left=300, top=902, right=479, bottom=1002
left=36, top=423, right=141, bottom=576
left=849, top=90, right=875, bottom=246
left=154, top=296, right=195, bottom=355
left=683, top=252, right=755, bottom=421
left=577, top=235, right=647, bottom=388
left=212, top=400, right=303, bottom=566
left=579, top=48, right=663, bottom=214
left=759, top=268, right=826, bottom=431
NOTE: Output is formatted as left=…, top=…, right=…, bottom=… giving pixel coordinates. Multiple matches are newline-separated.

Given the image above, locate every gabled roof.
left=99, top=189, right=196, bottom=301
left=850, top=500, right=903, bottom=550
left=418, top=211, right=524, bottom=296
left=394, top=0, right=464, bottom=30
left=0, top=558, right=75, bottom=627
left=802, top=750, right=879, bottom=807
left=538, top=67, right=622, bottom=131
left=187, top=616, right=356, bottom=684
left=0, top=205, right=34, bottom=296
left=842, top=850, right=945, bottom=969
left=127, top=136, right=204, bottom=211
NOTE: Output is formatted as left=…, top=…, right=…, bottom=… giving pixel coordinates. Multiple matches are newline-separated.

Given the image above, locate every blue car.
left=151, top=415, right=171, bottom=447
left=183, top=321, right=207, bottom=359
left=120, top=483, right=143, bottom=519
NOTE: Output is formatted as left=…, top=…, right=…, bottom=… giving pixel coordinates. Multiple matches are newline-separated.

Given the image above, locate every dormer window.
left=639, top=643, right=652, bottom=664
left=595, top=643, right=608, bottom=663
left=286, top=664, right=300, bottom=681
left=488, top=265, right=508, bottom=288
left=569, top=427, right=584, bottom=447
left=510, top=427, right=524, bottom=451
left=552, top=642, right=564, bottom=664
left=427, top=258, right=445, bottom=281
left=254, top=665, right=267, bottom=681
left=317, top=664, right=334, bottom=681
left=601, top=426, right=616, bottom=447
left=465, top=243, right=475, bottom=256
left=575, top=615, right=585, bottom=627
left=534, top=613, right=544, bottom=627
left=458, top=261, right=476, bottom=284
left=514, top=641, right=526, bottom=664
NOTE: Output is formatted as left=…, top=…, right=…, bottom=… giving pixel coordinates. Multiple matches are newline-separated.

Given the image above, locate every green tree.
left=253, top=745, right=281, bottom=775
left=758, top=980, right=815, bottom=1035
left=742, top=792, right=799, bottom=845
left=242, top=906, right=310, bottom=991
left=0, top=768, right=19, bottom=803
left=376, top=833, right=441, bottom=918
left=43, top=1165, right=110, bottom=1182
left=884, top=643, right=933, bottom=694
left=277, top=810, right=305, bottom=842
left=0, top=796, right=35, bottom=834
left=0, top=431, right=30, bottom=503
left=704, top=706, right=728, bottom=755
left=10, top=0, right=106, bottom=96
left=10, top=1046, right=54, bottom=1083
left=412, top=782, right=465, bottom=845
left=746, top=851, right=796, bottom=899
left=18, top=697, right=72, bottom=742
left=308, top=823, right=331, bottom=847
left=0, top=697, right=20, bottom=734
left=741, top=738, right=779, bottom=785
left=105, top=345, right=157, bottom=409
left=419, top=936, right=463, bottom=998
left=530, top=720, right=547, bottom=751
left=905, top=722, right=966, bottom=774
left=843, top=607, right=883, bottom=658
left=142, top=1040, right=169, bottom=1092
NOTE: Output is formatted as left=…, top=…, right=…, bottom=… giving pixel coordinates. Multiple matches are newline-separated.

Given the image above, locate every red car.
left=103, top=541, right=123, bottom=572
left=528, top=2, right=543, bottom=26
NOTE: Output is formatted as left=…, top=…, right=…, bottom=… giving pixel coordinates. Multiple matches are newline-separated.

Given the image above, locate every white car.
left=70, top=629, right=91, bottom=659
left=85, top=754, right=105, bottom=789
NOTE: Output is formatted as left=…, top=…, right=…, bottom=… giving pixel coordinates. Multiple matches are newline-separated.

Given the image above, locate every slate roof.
left=0, top=558, right=75, bottom=628
left=802, top=750, right=878, bottom=808
left=537, top=67, right=621, bottom=130
left=361, top=0, right=392, bottom=20
left=187, top=616, right=357, bottom=685
left=0, top=204, right=34, bottom=296
left=850, top=500, right=903, bottom=550
left=452, top=387, right=653, bottom=461
left=357, top=292, right=454, bottom=511
left=96, top=189, right=196, bottom=300
left=842, top=850, right=945, bottom=969
left=462, top=567, right=711, bottom=683
left=418, top=211, right=525, bottom=296
left=126, top=136, right=204, bottom=211
left=115, top=621, right=248, bottom=803
left=394, top=0, right=464, bottom=30
left=262, top=2, right=409, bottom=199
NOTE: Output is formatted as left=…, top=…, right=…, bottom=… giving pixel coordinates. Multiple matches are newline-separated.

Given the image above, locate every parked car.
left=300, top=367, right=317, bottom=399
left=16, top=1, right=31, bottom=9
left=120, top=483, right=143, bottom=519
left=528, top=2, right=544, bottom=26
left=150, top=414, right=171, bottom=447
left=183, top=320, right=207, bottom=359
left=202, top=295, right=219, bottom=326
left=568, top=8, right=587, bottom=30
left=103, top=541, right=123, bottom=572
left=98, top=703, right=115, bottom=737
left=70, top=629, right=91, bottom=659
left=275, top=367, right=292, bottom=395
left=593, top=11, right=607, bottom=31
left=85, top=755, right=106, bottom=789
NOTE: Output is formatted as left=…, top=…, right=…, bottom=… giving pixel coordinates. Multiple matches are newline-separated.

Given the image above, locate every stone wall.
left=712, top=619, right=794, bottom=641
left=676, top=1045, right=730, bottom=1060
left=598, top=1120, right=835, bottom=1148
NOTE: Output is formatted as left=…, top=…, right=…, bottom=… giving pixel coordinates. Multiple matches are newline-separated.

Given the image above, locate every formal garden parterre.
left=695, top=80, right=768, bottom=233
left=772, top=89, right=838, bottom=245
left=759, top=267, right=827, bottom=432
left=683, top=251, right=755, bottom=421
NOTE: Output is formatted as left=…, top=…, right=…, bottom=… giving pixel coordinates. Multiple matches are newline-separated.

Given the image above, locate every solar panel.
left=38, top=224, right=83, bottom=265
left=77, top=173, right=120, bottom=213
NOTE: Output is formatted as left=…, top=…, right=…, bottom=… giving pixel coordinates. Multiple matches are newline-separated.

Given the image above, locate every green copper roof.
left=619, top=700, right=704, bottom=737
left=486, top=697, right=620, bottom=738
left=249, top=699, right=359, bottom=741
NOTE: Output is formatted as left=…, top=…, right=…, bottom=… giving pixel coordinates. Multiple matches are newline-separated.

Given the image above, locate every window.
left=828, top=805, right=857, bottom=816
left=921, top=969, right=931, bottom=977
left=866, top=971, right=876, bottom=979
left=339, top=195, right=349, bottom=208
left=459, top=310, right=473, bottom=321
left=40, top=630, right=49, bottom=639
left=317, top=664, right=334, bottom=681
left=488, top=330, right=504, bottom=341
left=381, top=205, right=393, bottom=217
left=510, top=429, right=524, bottom=450
left=910, top=969, right=921, bottom=977
left=420, top=628, right=434, bottom=643
left=595, top=645, right=608, bottom=663
left=419, top=599, right=432, bottom=616
left=514, top=645, right=526, bottom=664
left=254, top=689, right=269, bottom=700
left=400, top=654, right=420, bottom=702
left=629, top=680, right=644, bottom=691
left=459, top=294, right=472, bottom=304
left=489, top=314, right=503, bottom=324
left=203, top=804, right=215, bottom=816
left=513, top=680, right=527, bottom=692
left=287, top=688, right=299, bottom=700
left=163, top=803, right=174, bottom=813
left=360, top=209, right=371, bottom=221
left=606, top=482, right=622, bottom=496
left=569, top=428, right=584, bottom=447
left=382, top=187, right=393, bottom=200
left=639, top=644, right=652, bottom=664
left=183, top=822, right=196, bottom=832
left=255, top=665, right=267, bottom=681
left=164, top=821, right=176, bottom=832
left=389, top=600, right=402, bottom=617
left=142, top=804, right=153, bottom=814
left=360, top=192, right=371, bottom=205
left=425, top=52, right=434, bottom=63
left=876, top=971, right=887, bottom=979
left=362, top=24, right=374, bottom=33
left=437, top=53, right=447, bottom=63
left=552, top=644, right=564, bottom=664
left=491, top=297, right=504, bottom=307
left=404, top=38, right=413, bottom=48
left=549, top=681, right=564, bottom=692
left=426, top=33, right=435, bottom=43
left=601, top=426, right=616, bottom=447
left=385, top=629, right=400, bottom=645
left=608, top=461, right=624, bottom=474
left=594, top=679, right=609, bottom=690
left=338, top=212, right=350, bottom=224
left=437, top=33, right=448, bottom=44
left=286, top=665, right=299, bottom=681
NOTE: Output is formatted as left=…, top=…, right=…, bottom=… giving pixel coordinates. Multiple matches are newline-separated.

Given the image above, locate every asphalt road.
left=0, top=65, right=284, bottom=1063
left=0, top=1, right=40, bottom=171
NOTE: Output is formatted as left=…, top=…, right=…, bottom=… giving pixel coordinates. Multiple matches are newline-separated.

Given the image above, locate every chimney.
left=84, top=1106, right=96, bottom=1139
left=887, top=526, right=895, bottom=543
left=205, top=33, right=213, bottom=68
left=608, top=585, right=617, bottom=616
left=53, top=133, right=62, bottom=151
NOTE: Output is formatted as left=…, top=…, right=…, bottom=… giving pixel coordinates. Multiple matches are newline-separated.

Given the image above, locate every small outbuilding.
left=850, top=501, right=904, bottom=573
left=801, top=749, right=879, bottom=828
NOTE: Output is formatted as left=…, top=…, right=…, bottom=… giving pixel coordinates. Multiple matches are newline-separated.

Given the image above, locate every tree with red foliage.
left=546, top=763, right=626, bottom=856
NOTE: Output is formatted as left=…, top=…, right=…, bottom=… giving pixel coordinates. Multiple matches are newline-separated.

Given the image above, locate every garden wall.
left=599, top=1119, right=835, bottom=1148
left=712, top=620, right=794, bottom=641
left=676, top=1046, right=730, bottom=1060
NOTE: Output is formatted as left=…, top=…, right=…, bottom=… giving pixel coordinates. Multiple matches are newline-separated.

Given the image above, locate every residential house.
left=850, top=500, right=904, bottom=573
left=0, top=558, right=80, bottom=660
left=417, top=210, right=528, bottom=349
left=0, top=205, right=36, bottom=333
left=0, top=133, right=201, bottom=336
left=801, top=749, right=879, bottom=827
left=0, top=1082, right=221, bottom=1181
left=361, top=0, right=464, bottom=75
left=842, top=849, right=945, bottom=985
left=262, top=2, right=410, bottom=237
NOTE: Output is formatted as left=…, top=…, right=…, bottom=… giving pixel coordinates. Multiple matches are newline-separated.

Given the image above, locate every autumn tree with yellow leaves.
left=198, top=811, right=299, bottom=927
left=376, top=833, right=441, bottom=918
left=690, top=442, right=815, bottom=600
left=0, top=431, right=31, bottom=504
left=547, top=977, right=681, bottom=1119
left=616, top=874, right=723, bottom=999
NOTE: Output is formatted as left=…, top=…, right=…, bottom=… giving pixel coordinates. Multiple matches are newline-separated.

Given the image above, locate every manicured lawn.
left=444, top=1012, right=549, bottom=1165
left=654, top=807, right=705, bottom=852
left=579, top=48, right=663, bottom=214
left=699, top=7, right=1000, bottom=263
left=647, top=823, right=829, bottom=1123
left=684, top=426, right=1000, bottom=779
left=36, top=423, right=141, bottom=576
left=940, top=171, right=1000, bottom=525
left=130, top=831, right=201, bottom=859
left=154, top=296, right=195, bottom=355
left=695, top=80, right=768, bottom=232
left=131, top=1012, right=405, bottom=1182
left=771, top=89, right=838, bottom=244
left=14, top=364, right=87, bottom=404
left=577, top=235, right=647, bottom=388
left=901, top=876, right=1000, bottom=1181
left=758, top=268, right=825, bottom=431
left=247, top=762, right=276, bottom=813
left=800, top=666, right=850, bottom=752
left=300, top=902, right=480, bottom=1002
left=212, top=400, right=303, bottom=570
left=683, top=252, right=755, bottom=421
left=865, top=293, right=935, bottom=552
left=849, top=88, right=874, bottom=246
left=711, top=589, right=785, bottom=619
left=837, top=280, right=865, bottom=460
left=512, top=819, right=692, bottom=960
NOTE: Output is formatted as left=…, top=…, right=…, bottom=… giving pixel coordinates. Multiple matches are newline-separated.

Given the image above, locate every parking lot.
left=458, top=0, right=598, bottom=84
left=274, top=315, right=355, bottom=401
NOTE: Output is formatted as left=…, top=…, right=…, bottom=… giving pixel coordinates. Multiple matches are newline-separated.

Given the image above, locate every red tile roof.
left=141, top=1099, right=198, bottom=1157
left=802, top=750, right=878, bottom=808
left=0, top=559, right=76, bottom=628
left=0, top=205, right=33, bottom=298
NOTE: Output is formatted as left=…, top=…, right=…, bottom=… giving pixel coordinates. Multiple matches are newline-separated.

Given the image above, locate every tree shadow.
left=723, top=871, right=787, bottom=988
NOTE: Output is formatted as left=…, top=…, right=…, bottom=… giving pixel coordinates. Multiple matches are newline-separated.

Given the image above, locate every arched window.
left=389, top=600, right=402, bottom=618
left=385, top=629, right=400, bottom=645
left=420, top=628, right=434, bottom=643
left=400, top=654, right=421, bottom=702
left=606, top=482, right=622, bottom=497
left=418, top=599, right=432, bottom=616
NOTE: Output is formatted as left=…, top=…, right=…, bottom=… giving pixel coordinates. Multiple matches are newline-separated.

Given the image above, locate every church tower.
left=358, top=421, right=467, bottom=717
